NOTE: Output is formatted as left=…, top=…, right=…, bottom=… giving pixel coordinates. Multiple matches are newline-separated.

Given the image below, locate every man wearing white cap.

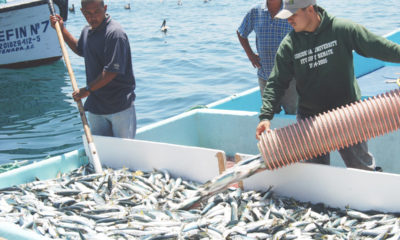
left=255, top=0, right=400, bottom=170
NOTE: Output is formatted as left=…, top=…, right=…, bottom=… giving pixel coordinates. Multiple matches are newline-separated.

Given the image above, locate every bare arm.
left=89, top=71, right=118, bottom=91
left=237, top=30, right=261, bottom=69
left=72, top=71, right=118, bottom=101
left=50, top=14, right=79, bottom=55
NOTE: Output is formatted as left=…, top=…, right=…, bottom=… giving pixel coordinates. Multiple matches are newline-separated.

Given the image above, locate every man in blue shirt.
left=237, top=0, right=297, bottom=114
left=50, top=0, right=136, bottom=139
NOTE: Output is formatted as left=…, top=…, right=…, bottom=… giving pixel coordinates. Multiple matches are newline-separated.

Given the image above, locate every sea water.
left=0, top=0, right=399, bottom=162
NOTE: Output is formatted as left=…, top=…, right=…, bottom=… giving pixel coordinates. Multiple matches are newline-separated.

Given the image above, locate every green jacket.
left=260, top=7, right=400, bottom=120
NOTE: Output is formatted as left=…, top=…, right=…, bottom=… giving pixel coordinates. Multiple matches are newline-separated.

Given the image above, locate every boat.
left=0, top=29, right=400, bottom=239
left=0, top=0, right=68, bottom=68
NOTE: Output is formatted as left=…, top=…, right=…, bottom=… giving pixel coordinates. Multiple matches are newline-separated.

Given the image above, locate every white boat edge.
left=83, top=135, right=400, bottom=214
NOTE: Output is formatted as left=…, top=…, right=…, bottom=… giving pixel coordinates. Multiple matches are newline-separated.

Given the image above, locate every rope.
left=0, top=160, right=30, bottom=174
left=185, top=105, right=208, bottom=112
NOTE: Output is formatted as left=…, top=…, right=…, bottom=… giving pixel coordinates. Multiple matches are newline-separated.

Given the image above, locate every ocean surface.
left=0, top=0, right=399, bottom=163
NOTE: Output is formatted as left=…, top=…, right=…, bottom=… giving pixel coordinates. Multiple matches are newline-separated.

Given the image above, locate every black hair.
left=81, top=0, right=104, bottom=8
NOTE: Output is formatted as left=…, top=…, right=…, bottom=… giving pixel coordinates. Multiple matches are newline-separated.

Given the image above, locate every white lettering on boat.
left=0, top=20, right=49, bottom=55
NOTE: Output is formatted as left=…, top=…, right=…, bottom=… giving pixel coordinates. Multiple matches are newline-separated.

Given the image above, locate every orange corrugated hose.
left=258, top=89, right=400, bottom=170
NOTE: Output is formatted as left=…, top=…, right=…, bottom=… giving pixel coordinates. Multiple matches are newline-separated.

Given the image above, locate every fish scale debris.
left=0, top=164, right=399, bottom=239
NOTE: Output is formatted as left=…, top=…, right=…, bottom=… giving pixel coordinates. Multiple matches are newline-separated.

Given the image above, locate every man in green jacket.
left=256, top=0, right=400, bottom=170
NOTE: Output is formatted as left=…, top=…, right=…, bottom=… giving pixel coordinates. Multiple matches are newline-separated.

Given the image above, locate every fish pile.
left=1, top=164, right=400, bottom=240
left=174, top=154, right=265, bottom=210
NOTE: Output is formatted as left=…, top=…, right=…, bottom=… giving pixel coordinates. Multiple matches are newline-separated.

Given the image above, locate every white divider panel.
left=83, top=135, right=225, bottom=183
left=238, top=154, right=400, bottom=213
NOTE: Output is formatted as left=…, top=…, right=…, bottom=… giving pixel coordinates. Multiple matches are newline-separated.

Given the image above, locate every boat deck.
left=358, top=65, right=400, bottom=97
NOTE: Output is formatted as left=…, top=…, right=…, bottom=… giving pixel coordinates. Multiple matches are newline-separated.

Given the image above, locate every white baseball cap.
left=275, top=0, right=316, bottom=19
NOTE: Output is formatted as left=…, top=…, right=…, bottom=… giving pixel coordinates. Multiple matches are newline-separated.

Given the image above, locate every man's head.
left=275, top=0, right=319, bottom=32
left=275, top=0, right=316, bottom=19
left=81, top=0, right=107, bottom=29
left=267, top=0, right=283, bottom=5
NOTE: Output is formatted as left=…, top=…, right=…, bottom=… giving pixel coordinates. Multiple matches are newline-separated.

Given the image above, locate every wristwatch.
left=85, top=85, right=92, bottom=93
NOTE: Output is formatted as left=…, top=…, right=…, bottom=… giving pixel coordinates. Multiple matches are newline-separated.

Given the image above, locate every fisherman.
left=50, top=0, right=137, bottom=139
left=237, top=0, right=298, bottom=114
left=255, top=0, right=400, bottom=170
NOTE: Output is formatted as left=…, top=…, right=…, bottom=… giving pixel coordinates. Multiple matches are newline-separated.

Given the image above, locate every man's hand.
left=49, top=14, right=64, bottom=29
left=237, top=31, right=261, bottom=69
left=49, top=14, right=79, bottom=54
left=248, top=52, right=261, bottom=69
left=72, top=87, right=90, bottom=102
left=256, top=120, right=271, bottom=140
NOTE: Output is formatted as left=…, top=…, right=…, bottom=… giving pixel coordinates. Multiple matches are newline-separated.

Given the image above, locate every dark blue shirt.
left=77, top=15, right=135, bottom=114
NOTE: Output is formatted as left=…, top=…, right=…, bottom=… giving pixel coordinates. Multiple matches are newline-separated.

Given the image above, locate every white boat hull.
left=0, top=0, right=67, bottom=68
left=239, top=154, right=400, bottom=213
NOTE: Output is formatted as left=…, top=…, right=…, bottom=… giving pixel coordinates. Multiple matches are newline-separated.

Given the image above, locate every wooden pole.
left=47, top=0, right=102, bottom=173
